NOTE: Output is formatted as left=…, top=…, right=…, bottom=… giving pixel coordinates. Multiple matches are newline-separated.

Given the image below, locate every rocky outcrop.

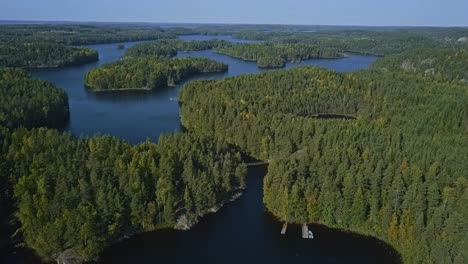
left=174, top=192, right=243, bottom=230
left=56, top=249, right=84, bottom=264
left=424, top=68, right=436, bottom=76
left=400, top=60, right=416, bottom=72
left=420, top=58, right=435, bottom=65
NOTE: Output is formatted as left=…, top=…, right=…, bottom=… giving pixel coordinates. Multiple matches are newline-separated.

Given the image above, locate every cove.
left=27, top=36, right=400, bottom=263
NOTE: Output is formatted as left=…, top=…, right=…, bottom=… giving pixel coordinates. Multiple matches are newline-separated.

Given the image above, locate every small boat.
left=169, top=97, right=178, bottom=101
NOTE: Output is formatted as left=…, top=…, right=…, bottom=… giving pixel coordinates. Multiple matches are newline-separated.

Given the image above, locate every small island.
left=84, top=57, right=228, bottom=91
left=0, top=42, right=99, bottom=68
left=124, top=39, right=229, bottom=58
left=214, top=43, right=344, bottom=68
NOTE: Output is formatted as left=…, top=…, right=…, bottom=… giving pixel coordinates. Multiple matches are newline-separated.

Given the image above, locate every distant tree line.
left=0, top=24, right=177, bottom=45
left=232, top=30, right=468, bottom=55
left=0, top=24, right=183, bottom=68
left=0, top=42, right=98, bottom=68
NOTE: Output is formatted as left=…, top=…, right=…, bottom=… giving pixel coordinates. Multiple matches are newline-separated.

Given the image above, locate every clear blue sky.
left=1, top=0, right=467, bottom=26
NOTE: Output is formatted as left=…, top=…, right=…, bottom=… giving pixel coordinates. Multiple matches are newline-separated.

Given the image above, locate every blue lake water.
left=32, top=37, right=377, bottom=144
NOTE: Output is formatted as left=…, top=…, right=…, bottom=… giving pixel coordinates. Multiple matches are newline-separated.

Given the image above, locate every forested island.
left=179, top=66, right=467, bottom=263
left=124, top=39, right=229, bottom=58
left=215, top=43, right=344, bottom=68
left=84, top=57, right=228, bottom=91
left=0, top=42, right=98, bottom=68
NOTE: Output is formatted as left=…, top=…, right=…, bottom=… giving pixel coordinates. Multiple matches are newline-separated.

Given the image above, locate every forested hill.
left=124, top=39, right=229, bottom=58
left=0, top=67, right=69, bottom=129
left=0, top=42, right=98, bottom=68
left=214, top=43, right=344, bottom=68
left=371, top=48, right=468, bottom=83
left=85, top=57, right=228, bottom=91
left=179, top=66, right=468, bottom=263
left=3, top=129, right=246, bottom=262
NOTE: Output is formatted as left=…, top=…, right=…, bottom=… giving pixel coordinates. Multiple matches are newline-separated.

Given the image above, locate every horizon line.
left=1, top=19, right=467, bottom=28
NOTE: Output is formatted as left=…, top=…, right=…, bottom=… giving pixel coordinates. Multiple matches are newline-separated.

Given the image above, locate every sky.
left=1, top=0, right=467, bottom=27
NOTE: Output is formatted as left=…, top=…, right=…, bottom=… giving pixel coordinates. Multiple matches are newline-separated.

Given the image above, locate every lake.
left=27, top=36, right=400, bottom=264
left=30, top=36, right=377, bottom=144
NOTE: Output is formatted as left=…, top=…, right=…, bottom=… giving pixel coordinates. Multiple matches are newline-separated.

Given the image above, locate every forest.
left=0, top=67, right=69, bottom=129
left=0, top=24, right=180, bottom=68
left=2, top=129, right=246, bottom=261
left=1, top=24, right=468, bottom=263
left=215, top=43, right=344, bottom=68
left=85, top=57, right=227, bottom=91
left=124, top=39, right=229, bottom=58
left=232, top=30, right=468, bottom=55
left=371, top=47, right=468, bottom=83
left=0, top=42, right=98, bottom=68
left=0, top=24, right=177, bottom=45
left=179, top=66, right=468, bottom=263
left=0, top=64, right=246, bottom=262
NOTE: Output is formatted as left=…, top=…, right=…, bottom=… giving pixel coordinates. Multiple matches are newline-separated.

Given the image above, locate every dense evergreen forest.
left=371, top=48, right=468, bottom=83
left=0, top=24, right=182, bottom=68
left=215, top=43, right=343, bottom=68
left=0, top=67, right=69, bottom=129
left=179, top=67, right=468, bottom=263
left=0, top=63, right=245, bottom=262
left=0, top=24, right=177, bottom=45
left=0, top=42, right=98, bottom=68
left=232, top=30, right=468, bottom=55
left=125, top=39, right=229, bottom=58
left=85, top=57, right=227, bottom=91
left=3, top=129, right=246, bottom=261
left=2, top=24, right=468, bottom=263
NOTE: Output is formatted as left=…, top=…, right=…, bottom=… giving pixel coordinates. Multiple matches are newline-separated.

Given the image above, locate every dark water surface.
left=26, top=36, right=399, bottom=263
left=100, top=166, right=400, bottom=264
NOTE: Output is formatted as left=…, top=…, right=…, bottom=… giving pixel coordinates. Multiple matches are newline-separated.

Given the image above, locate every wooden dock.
left=302, top=224, right=308, bottom=239
left=281, top=223, right=287, bottom=235
left=302, top=224, right=314, bottom=239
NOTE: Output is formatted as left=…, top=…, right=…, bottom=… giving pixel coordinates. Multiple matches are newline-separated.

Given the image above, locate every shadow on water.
left=99, top=165, right=401, bottom=264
